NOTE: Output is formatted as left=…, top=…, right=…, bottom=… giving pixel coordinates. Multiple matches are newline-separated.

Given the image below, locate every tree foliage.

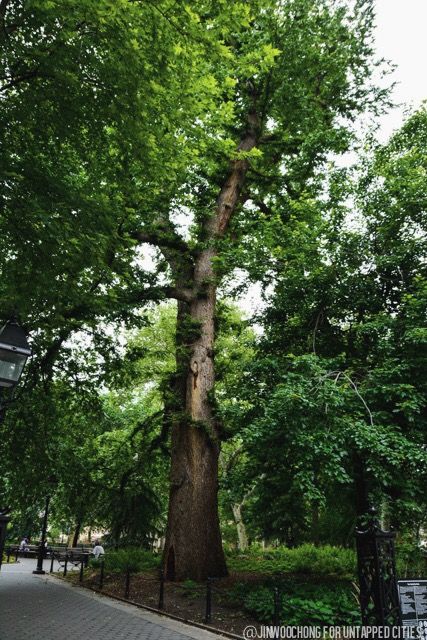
left=236, top=107, right=427, bottom=543
left=2, top=0, right=424, bottom=569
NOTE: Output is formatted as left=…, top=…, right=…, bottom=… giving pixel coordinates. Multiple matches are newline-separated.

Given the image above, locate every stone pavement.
left=0, top=559, right=226, bottom=640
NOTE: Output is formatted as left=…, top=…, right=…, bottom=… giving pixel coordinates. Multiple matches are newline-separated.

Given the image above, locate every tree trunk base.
left=162, top=424, right=228, bottom=582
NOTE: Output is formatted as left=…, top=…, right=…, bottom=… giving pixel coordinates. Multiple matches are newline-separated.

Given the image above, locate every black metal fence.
left=356, top=508, right=401, bottom=626
left=7, top=511, right=405, bottom=634
left=62, top=559, right=283, bottom=629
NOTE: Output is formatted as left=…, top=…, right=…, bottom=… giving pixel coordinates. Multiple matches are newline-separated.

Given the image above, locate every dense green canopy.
left=0, top=0, right=425, bottom=566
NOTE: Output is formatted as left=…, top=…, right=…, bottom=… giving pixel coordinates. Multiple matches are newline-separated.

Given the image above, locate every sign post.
left=398, top=580, right=427, bottom=630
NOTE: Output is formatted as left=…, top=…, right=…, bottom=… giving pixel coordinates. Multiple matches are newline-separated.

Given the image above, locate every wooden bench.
left=6, top=544, right=39, bottom=561
left=51, top=547, right=93, bottom=569
left=6, top=544, right=92, bottom=565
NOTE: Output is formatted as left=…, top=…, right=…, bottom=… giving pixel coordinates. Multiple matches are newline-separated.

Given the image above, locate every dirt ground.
left=67, top=569, right=264, bottom=638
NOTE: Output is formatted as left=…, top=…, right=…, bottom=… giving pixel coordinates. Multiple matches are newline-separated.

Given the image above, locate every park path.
left=0, top=559, right=225, bottom=640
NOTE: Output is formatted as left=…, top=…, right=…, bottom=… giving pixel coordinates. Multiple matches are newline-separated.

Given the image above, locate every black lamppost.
left=0, top=508, right=11, bottom=570
left=0, top=318, right=32, bottom=419
left=0, top=319, right=31, bottom=567
left=33, top=495, right=51, bottom=575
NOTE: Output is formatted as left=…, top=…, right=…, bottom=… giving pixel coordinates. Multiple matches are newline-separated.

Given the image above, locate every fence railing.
left=62, top=559, right=282, bottom=630
left=4, top=544, right=282, bottom=630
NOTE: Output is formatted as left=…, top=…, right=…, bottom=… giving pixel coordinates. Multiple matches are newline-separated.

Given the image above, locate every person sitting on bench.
left=19, top=537, right=29, bottom=551
left=92, top=541, right=104, bottom=559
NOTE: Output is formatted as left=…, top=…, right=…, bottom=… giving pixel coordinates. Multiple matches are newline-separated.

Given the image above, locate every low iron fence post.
left=63, top=554, right=68, bottom=577
left=204, top=577, right=212, bottom=624
left=99, top=560, right=104, bottom=590
left=79, top=559, right=84, bottom=582
left=6, top=546, right=11, bottom=563
left=15, top=547, right=19, bottom=563
left=124, top=568, right=130, bottom=599
left=158, top=573, right=164, bottom=610
left=50, top=553, right=54, bottom=573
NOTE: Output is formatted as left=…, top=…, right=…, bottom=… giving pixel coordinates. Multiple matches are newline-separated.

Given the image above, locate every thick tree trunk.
left=232, top=503, right=249, bottom=551
left=162, top=106, right=259, bottom=581
left=162, top=276, right=227, bottom=581
left=72, top=521, right=81, bottom=548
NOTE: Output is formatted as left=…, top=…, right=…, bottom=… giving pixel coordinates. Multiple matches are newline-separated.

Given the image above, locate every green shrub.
left=243, top=583, right=361, bottom=626
left=243, top=587, right=274, bottom=622
left=89, top=557, right=103, bottom=570
left=227, top=544, right=356, bottom=578
left=92, top=548, right=160, bottom=574
left=396, top=541, right=427, bottom=578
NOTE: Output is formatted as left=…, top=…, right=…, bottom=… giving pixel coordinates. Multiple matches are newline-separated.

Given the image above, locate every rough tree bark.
left=162, top=108, right=260, bottom=581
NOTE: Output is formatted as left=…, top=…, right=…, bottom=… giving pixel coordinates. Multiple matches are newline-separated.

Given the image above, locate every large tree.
left=1, top=0, right=384, bottom=579
left=237, top=107, right=427, bottom=543
left=155, top=0, right=383, bottom=580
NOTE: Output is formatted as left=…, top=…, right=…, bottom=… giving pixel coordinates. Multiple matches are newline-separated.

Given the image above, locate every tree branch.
left=204, top=87, right=261, bottom=242
left=131, top=211, right=195, bottom=284
left=0, top=69, right=43, bottom=93
left=120, top=284, right=196, bottom=305
left=132, top=228, right=191, bottom=255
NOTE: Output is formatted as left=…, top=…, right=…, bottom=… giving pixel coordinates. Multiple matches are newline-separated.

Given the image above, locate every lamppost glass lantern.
left=0, top=320, right=32, bottom=388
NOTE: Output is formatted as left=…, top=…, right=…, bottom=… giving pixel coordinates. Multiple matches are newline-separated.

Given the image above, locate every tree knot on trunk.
left=190, top=360, right=199, bottom=389
left=170, top=474, right=186, bottom=490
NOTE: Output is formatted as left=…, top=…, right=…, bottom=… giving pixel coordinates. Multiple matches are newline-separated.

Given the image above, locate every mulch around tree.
left=66, top=569, right=264, bottom=638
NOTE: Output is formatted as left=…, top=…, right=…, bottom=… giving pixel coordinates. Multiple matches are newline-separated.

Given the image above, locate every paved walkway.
left=0, top=559, right=225, bottom=640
